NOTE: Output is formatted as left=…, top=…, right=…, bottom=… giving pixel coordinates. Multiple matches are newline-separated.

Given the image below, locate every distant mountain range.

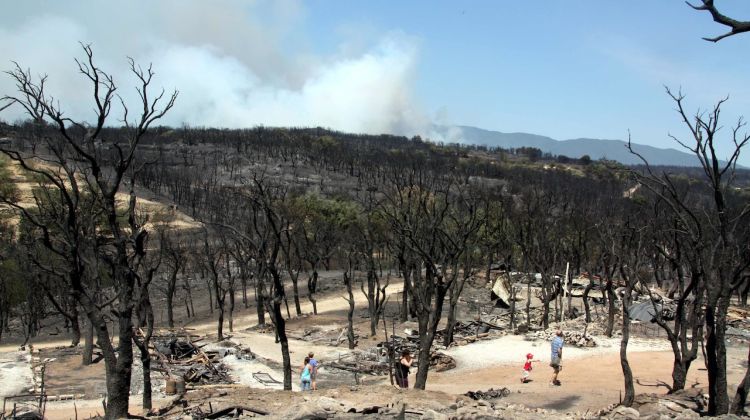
left=437, top=125, right=711, bottom=167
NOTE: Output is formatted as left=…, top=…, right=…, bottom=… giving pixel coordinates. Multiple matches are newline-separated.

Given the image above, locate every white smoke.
left=0, top=0, right=437, bottom=138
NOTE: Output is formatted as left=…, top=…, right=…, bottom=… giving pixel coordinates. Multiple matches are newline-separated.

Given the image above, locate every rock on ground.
left=609, top=406, right=640, bottom=419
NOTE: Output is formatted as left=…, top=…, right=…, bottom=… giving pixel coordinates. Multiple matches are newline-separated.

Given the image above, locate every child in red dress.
left=521, top=353, right=536, bottom=383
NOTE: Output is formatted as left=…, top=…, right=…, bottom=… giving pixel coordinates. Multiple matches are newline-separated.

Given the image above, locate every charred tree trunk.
left=308, top=268, right=319, bottom=315
left=444, top=282, right=458, bottom=346
left=134, top=283, right=155, bottom=412
left=605, top=279, right=616, bottom=337
left=670, top=293, right=701, bottom=392
left=343, top=270, right=356, bottom=349
left=166, top=289, right=175, bottom=329
left=409, top=262, right=419, bottom=320
left=672, top=362, right=688, bottom=392
left=646, top=260, right=702, bottom=393
left=205, top=276, right=214, bottom=314
left=228, top=287, right=235, bottom=333
left=82, top=316, right=94, bottom=366
left=396, top=251, right=413, bottom=322
left=69, top=303, right=81, bottom=347
left=216, top=298, right=225, bottom=341
left=140, top=346, right=153, bottom=411
left=540, top=274, right=551, bottom=329
left=620, top=290, right=635, bottom=406
left=242, top=276, right=248, bottom=309
left=268, top=267, right=292, bottom=390
left=582, top=277, right=594, bottom=323
left=361, top=262, right=384, bottom=337
left=282, top=237, right=303, bottom=317
left=255, top=276, right=266, bottom=325
left=706, top=296, right=731, bottom=415
left=414, top=284, right=448, bottom=390
left=291, top=272, right=302, bottom=316
left=275, top=303, right=292, bottom=390
left=443, top=267, right=467, bottom=347
left=283, top=290, right=291, bottom=320
left=163, top=259, right=180, bottom=329
left=100, top=277, right=137, bottom=420
left=368, top=278, right=378, bottom=338
left=184, top=276, right=195, bottom=318
left=740, top=276, right=750, bottom=307
left=400, top=266, right=410, bottom=322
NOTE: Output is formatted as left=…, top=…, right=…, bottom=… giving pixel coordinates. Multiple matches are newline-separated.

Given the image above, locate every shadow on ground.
left=539, top=395, right=581, bottom=410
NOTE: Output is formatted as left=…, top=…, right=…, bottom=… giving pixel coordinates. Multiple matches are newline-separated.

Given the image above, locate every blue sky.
left=304, top=1, right=750, bottom=163
left=1, top=1, right=749, bottom=164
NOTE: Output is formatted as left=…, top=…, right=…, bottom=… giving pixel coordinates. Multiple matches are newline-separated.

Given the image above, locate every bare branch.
left=687, top=0, right=750, bottom=42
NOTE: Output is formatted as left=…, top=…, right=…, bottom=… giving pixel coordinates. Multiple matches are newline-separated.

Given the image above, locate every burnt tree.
left=628, top=90, right=750, bottom=415
left=0, top=46, right=176, bottom=419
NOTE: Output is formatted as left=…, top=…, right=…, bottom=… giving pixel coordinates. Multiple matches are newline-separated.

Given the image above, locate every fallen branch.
left=205, top=405, right=269, bottom=418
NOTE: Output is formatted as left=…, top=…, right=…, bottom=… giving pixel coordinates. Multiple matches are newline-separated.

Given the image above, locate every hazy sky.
left=2, top=1, right=750, bottom=164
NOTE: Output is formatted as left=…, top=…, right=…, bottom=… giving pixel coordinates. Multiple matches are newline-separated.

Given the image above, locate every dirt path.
left=182, top=277, right=405, bottom=336
left=444, top=334, right=671, bottom=370
left=227, top=330, right=352, bottom=365
left=430, top=351, right=738, bottom=412
left=43, top=399, right=169, bottom=419
left=428, top=342, right=748, bottom=413
left=0, top=277, right=405, bottom=353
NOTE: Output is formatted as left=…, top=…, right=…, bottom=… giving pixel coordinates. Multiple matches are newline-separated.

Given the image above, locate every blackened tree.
left=0, top=46, right=176, bottom=419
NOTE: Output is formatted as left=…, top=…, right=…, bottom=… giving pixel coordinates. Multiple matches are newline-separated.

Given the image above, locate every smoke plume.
left=0, top=0, right=433, bottom=137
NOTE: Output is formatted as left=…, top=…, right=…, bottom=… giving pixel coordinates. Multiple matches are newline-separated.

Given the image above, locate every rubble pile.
left=464, top=387, right=511, bottom=400
left=349, top=321, right=495, bottom=372
left=627, top=298, right=677, bottom=323
left=528, top=329, right=597, bottom=347
left=327, top=347, right=391, bottom=375
left=377, top=329, right=423, bottom=356
left=289, top=325, right=359, bottom=346
left=727, top=306, right=750, bottom=343
left=436, top=320, right=505, bottom=347
left=328, top=338, right=457, bottom=375
left=151, top=331, right=232, bottom=386
left=246, top=323, right=275, bottom=334
left=551, top=312, right=619, bottom=337
left=430, top=352, right=456, bottom=372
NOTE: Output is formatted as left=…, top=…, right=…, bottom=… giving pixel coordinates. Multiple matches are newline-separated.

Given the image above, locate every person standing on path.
left=550, top=329, right=564, bottom=386
left=308, top=352, right=319, bottom=390
left=397, top=349, right=413, bottom=388
left=300, top=356, right=313, bottom=391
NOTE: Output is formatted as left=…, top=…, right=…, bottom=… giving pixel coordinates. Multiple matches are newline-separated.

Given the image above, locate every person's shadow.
left=540, top=395, right=581, bottom=410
